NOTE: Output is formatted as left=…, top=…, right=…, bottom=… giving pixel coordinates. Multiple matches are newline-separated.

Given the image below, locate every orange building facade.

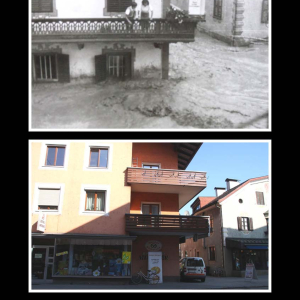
left=30, top=141, right=208, bottom=283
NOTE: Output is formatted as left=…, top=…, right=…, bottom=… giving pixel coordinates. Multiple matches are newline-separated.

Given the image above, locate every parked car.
left=179, top=257, right=206, bottom=282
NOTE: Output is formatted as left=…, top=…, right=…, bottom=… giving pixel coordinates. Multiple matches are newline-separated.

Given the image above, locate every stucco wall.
left=31, top=141, right=132, bottom=235
left=132, top=143, right=178, bottom=169
left=130, top=192, right=179, bottom=214
left=32, top=42, right=162, bottom=81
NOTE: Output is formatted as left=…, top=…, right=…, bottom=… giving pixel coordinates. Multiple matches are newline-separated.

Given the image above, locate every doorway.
left=32, top=246, right=54, bottom=282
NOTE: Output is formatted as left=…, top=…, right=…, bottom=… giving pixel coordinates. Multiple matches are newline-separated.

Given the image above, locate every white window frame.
left=38, top=141, right=70, bottom=170
left=32, top=183, right=65, bottom=215
left=79, top=184, right=111, bottom=216
left=142, top=162, right=161, bottom=169
left=83, top=142, right=113, bottom=172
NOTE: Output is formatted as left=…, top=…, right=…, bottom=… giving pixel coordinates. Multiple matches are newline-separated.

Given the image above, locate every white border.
left=79, top=184, right=111, bottom=216
left=38, top=140, right=70, bottom=170
left=83, top=141, right=113, bottom=172
left=32, top=183, right=65, bottom=215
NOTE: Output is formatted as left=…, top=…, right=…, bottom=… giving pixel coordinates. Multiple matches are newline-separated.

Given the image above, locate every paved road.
left=31, top=275, right=270, bottom=292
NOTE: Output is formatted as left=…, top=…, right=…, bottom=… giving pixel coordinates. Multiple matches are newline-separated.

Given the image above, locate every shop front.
left=32, top=234, right=136, bottom=282
left=226, top=238, right=269, bottom=277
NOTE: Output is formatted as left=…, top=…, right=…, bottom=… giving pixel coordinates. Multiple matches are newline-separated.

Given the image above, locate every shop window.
left=213, top=0, right=223, bottom=20
left=85, top=191, right=106, bottom=212
left=32, top=53, right=70, bottom=83
left=38, top=188, right=61, bottom=210
left=45, top=146, right=66, bottom=166
left=209, top=246, right=216, bottom=261
left=256, top=191, right=265, bottom=205
left=53, top=239, right=132, bottom=277
left=237, top=217, right=254, bottom=231
left=261, top=0, right=269, bottom=24
left=89, top=148, right=108, bottom=168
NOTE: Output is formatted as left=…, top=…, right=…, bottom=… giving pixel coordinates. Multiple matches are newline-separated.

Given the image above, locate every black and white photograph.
left=29, top=0, right=270, bottom=130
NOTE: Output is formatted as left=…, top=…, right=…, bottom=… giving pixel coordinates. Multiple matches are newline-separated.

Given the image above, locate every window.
left=45, top=146, right=65, bottom=166
left=85, top=191, right=105, bottom=212
left=89, top=148, right=108, bottom=168
left=209, top=246, right=216, bottom=261
left=213, top=0, right=223, bottom=20
left=32, top=0, right=53, bottom=13
left=142, top=164, right=160, bottom=169
left=38, top=188, right=61, bottom=211
left=142, top=203, right=160, bottom=215
left=209, top=217, right=214, bottom=233
left=256, top=192, right=265, bottom=205
left=237, top=217, right=253, bottom=231
left=106, top=0, right=132, bottom=13
left=32, top=53, right=70, bottom=83
left=261, top=0, right=269, bottom=24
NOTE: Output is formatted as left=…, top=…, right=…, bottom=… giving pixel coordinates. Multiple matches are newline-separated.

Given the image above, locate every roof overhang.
left=173, top=143, right=202, bottom=170
left=226, top=238, right=268, bottom=249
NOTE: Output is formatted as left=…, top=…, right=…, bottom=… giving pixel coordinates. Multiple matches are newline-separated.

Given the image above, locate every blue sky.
left=180, top=141, right=270, bottom=215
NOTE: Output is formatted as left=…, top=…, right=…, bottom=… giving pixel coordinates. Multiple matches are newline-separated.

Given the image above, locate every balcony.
left=125, top=214, right=209, bottom=238
left=126, top=167, right=207, bottom=208
left=31, top=18, right=200, bottom=43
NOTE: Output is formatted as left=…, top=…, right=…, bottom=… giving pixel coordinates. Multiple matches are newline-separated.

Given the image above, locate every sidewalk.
left=30, top=275, right=270, bottom=292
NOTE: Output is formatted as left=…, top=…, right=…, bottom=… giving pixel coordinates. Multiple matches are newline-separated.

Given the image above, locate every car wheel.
left=200, top=278, right=206, bottom=282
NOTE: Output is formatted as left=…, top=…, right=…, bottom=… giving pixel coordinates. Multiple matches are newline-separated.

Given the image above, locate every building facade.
left=31, top=0, right=205, bottom=83
left=31, top=141, right=209, bottom=283
left=180, top=176, right=270, bottom=277
left=172, top=0, right=269, bottom=46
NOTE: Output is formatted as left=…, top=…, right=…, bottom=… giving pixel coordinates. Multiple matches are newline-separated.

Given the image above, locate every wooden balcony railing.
left=126, top=167, right=206, bottom=187
left=31, top=18, right=199, bottom=42
left=125, top=214, right=209, bottom=235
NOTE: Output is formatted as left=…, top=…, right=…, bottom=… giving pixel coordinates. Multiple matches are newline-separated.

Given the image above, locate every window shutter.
left=38, top=188, right=60, bottom=206
left=107, top=0, right=132, bottom=13
left=249, top=218, right=253, bottom=231
left=261, top=0, right=269, bottom=23
left=32, top=0, right=53, bottom=13
left=124, top=53, right=132, bottom=79
left=95, top=54, right=107, bottom=82
left=237, top=217, right=242, bottom=231
left=57, top=53, right=70, bottom=83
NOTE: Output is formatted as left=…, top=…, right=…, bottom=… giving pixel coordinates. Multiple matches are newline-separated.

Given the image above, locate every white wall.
left=55, top=0, right=162, bottom=18
left=221, top=178, right=270, bottom=242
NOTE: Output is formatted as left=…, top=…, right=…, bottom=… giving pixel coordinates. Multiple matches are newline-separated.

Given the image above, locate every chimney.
left=225, top=178, right=239, bottom=190
left=214, top=187, right=226, bottom=197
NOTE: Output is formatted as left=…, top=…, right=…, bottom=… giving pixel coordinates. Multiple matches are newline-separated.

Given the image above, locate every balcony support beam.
left=161, top=43, right=169, bottom=79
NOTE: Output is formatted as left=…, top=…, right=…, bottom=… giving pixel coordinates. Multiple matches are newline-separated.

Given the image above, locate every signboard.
left=122, top=251, right=131, bottom=264
left=245, top=263, right=258, bottom=280
left=148, top=251, right=163, bottom=283
left=145, top=240, right=162, bottom=251
left=189, top=0, right=205, bottom=15
left=37, top=212, right=46, bottom=232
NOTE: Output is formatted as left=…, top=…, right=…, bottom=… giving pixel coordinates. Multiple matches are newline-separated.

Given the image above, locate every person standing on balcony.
left=125, top=2, right=138, bottom=25
left=139, top=0, right=153, bottom=20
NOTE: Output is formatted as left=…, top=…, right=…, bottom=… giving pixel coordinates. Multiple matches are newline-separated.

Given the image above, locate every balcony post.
left=161, top=42, right=169, bottom=80
left=162, top=0, right=171, bottom=18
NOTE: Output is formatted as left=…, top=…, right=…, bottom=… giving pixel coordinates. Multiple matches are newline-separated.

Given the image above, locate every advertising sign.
left=189, top=0, right=205, bottom=15
left=122, top=252, right=131, bottom=264
left=145, top=240, right=162, bottom=251
left=148, top=251, right=163, bottom=283
left=37, top=212, right=46, bottom=232
left=245, top=263, right=258, bottom=280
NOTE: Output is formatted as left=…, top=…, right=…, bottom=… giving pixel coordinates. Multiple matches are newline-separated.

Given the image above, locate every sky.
left=179, top=141, right=270, bottom=215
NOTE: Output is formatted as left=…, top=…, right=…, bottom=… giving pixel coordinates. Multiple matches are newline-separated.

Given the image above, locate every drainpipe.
left=215, top=202, right=225, bottom=270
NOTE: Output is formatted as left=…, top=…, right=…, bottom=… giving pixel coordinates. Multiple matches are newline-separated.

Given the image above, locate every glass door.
left=32, top=246, right=54, bottom=281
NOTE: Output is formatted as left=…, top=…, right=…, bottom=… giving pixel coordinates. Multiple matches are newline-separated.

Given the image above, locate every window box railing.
left=31, top=18, right=200, bottom=42
left=126, top=167, right=206, bottom=187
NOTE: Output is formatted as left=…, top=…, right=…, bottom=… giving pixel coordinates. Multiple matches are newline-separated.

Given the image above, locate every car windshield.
left=187, top=259, right=203, bottom=267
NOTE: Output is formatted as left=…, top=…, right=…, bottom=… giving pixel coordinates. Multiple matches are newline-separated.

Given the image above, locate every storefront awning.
left=226, top=238, right=268, bottom=249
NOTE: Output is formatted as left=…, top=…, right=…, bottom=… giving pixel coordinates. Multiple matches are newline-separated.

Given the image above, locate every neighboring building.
left=180, top=176, right=270, bottom=277
left=31, top=0, right=205, bottom=83
left=173, top=0, right=269, bottom=46
left=31, top=141, right=209, bottom=283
